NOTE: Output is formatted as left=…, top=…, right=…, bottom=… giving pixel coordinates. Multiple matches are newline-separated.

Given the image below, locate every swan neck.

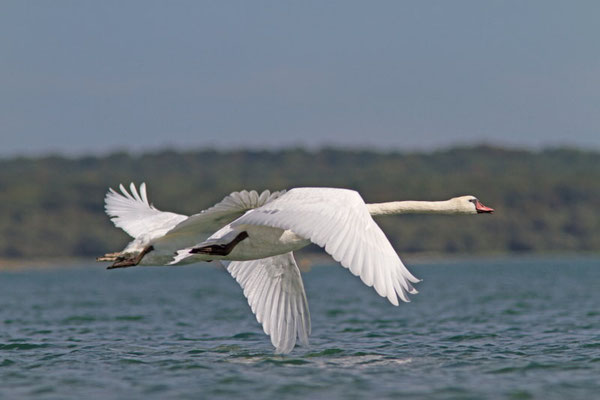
left=367, top=200, right=458, bottom=216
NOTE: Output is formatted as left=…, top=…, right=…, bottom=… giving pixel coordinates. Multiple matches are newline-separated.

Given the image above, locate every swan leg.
left=107, top=246, right=154, bottom=269
left=190, top=231, right=249, bottom=256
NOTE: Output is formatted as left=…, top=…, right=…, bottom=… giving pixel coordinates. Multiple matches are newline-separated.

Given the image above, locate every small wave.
left=114, top=315, right=145, bottom=321
left=119, top=358, right=146, bottom=365
left=39, top=353, right=67, bottom=361
left=0, top=359, right=16, bottom=367
left=326, top=309, right=346, bottom=317
left=581, top=342, right=600, bottom=349
left=232, top=332, right=261, bottom=339
left=444, top=333, right=499, bottom=342
left=586, top=311, right=599, bottom=317
left=250, top=358, right=309, bottom=366
left=61, top=315, right=97, bottom=324
left=227, top=356, right=264, bottom=364
left=305, top=348, right=345, bottom=357
left=488, top=362, right=568, bottom=374
left=341, top=327, right=363, bottom=333
left=211, top=344, right=243, bottom=353
left=0, top=343, right=49, bottom=350
left=142, top=384, right=170, bottom=394
left=310, top=354, right=413, bottom=368
left=227, top=354, right=311, bottom=366
left=167, top=363, right=211, bottom=371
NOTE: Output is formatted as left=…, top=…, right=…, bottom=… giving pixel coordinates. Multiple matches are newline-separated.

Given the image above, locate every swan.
left=97, top=183, right=286, bottom=267
left=99, top=183, right=493, bottom=353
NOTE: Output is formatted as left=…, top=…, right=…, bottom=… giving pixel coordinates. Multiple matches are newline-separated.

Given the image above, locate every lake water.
left=1, top=256, right=598, bottom=399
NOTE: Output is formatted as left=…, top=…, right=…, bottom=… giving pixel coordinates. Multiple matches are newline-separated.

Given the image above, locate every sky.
left=1, top=1, right=599, bottom=157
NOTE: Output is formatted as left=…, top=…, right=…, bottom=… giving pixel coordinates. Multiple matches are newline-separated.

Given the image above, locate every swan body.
left=100, top=183, right=493, bottom=353
left=170, top=187, right=422, bottom=303
left=188, top=223, right=311, bottom=261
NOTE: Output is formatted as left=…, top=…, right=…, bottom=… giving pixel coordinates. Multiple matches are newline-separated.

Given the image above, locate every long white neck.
left=366, top=200, right=462, bottom=216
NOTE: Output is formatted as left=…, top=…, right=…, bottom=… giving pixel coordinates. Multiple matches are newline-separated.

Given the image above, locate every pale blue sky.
left=1, top=1, right=599, bottom=156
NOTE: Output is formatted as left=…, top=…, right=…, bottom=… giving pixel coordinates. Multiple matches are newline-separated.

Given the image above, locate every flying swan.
left=99, top=183, right=494, bottom=353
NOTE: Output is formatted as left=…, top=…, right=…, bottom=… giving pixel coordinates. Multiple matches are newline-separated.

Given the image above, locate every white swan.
left=97, top=183, right=286, bottom=266
left=100, top=183, right=493, bottom=353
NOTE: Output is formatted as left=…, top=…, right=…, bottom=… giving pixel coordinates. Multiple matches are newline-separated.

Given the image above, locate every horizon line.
left=1, top=142, right=598, bottom=162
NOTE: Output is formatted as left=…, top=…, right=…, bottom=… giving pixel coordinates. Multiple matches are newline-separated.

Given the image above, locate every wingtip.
left=273, top=344, right=295, bottom=355
left=139, top=182, right=149, bottom=205
left=298, top=336, right=310, bottom=347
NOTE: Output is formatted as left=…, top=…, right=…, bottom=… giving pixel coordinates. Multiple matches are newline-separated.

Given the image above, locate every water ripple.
left=0, top=257, right=598, bottom=399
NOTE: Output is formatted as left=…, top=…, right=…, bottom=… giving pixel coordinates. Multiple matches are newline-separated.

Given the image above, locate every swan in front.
left=99, top=183, right=494, bottom=353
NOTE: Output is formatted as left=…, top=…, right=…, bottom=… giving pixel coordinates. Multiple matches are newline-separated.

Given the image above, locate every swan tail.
left=169, top=248, right=194, bottom=265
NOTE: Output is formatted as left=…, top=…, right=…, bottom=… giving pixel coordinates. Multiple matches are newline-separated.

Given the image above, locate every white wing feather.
left=105, top=184, right=284, bottom=256
left=162, top=190, right=285, bottom=239
left=104, top=183, right=187, bottom=239
left=152, top=190, right=285, bottom=250
left=227, top=252, right=311, bottom=354
left=232, top=187, right=420, bottom=306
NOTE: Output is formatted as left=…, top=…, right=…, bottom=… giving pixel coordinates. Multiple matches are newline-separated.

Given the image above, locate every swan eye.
left=468, top=198, right=477, bottom=204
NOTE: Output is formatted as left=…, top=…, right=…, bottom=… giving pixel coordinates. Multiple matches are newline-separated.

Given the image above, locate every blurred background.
left=1, top=1, right=599, bottom=262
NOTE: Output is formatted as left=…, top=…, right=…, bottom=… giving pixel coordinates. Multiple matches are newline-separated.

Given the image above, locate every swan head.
left=452, top=196, right=494, bottom=214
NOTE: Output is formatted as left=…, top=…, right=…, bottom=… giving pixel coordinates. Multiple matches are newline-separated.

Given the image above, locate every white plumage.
left=102, top=183, right=284, bottom=264
left=228, top=253, right=310, bottom=354
left=105, top=183, right=186, bottom=241
left=102, top=183, right=493, bottom=353
left=167, top=187, right=421, bottom=352
left=226, top=188, right=420, bottom=305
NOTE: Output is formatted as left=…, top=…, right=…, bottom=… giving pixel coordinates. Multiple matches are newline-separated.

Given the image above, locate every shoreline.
left=1, top=251, right=598, bottom=272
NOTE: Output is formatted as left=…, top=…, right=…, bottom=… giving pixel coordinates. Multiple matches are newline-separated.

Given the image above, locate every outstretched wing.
left=105, top=183, right=187, bottom=239
left=153, top=190, right=285, bottom=249
left=227, top=252, right=310, bottom=354
left=232, top=187, right=420, bottom=306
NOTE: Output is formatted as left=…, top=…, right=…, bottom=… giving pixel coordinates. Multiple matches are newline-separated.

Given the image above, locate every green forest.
left=1, top=146, right=599, bottom=260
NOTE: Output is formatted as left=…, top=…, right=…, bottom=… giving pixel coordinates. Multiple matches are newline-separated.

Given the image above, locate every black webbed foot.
left=188, top=232, right=249, bottom=257
left=106, top=246, right=154, bottom=270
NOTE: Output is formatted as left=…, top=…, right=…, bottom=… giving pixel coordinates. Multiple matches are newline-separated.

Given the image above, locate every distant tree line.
left=1, top=145, right=599, bottom=259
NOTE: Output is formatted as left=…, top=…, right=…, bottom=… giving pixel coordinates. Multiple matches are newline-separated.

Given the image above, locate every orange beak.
left=475, top=200, right=494, bottom=214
